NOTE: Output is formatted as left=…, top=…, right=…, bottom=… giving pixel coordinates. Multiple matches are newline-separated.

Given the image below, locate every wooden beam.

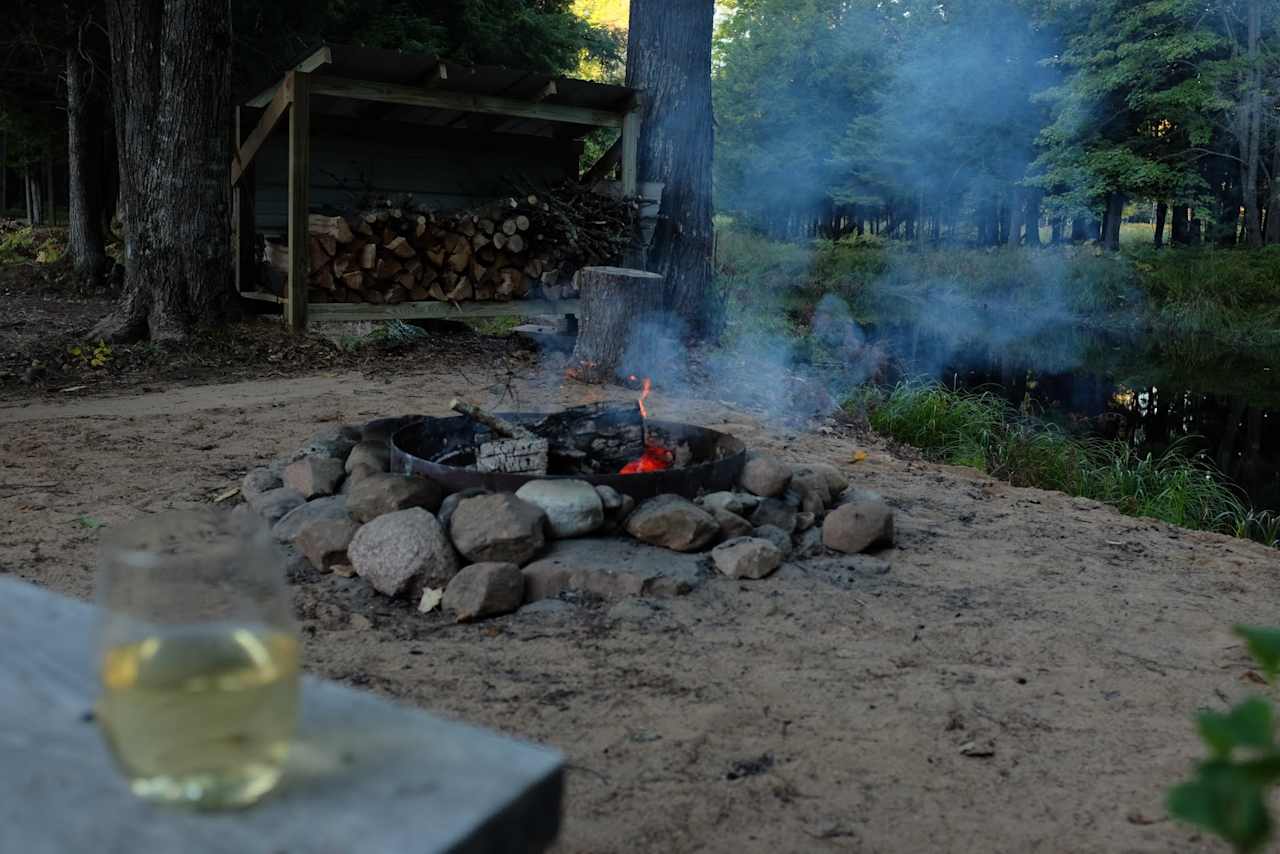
left=358, top=61, right=449, bottom=122
left=286, top=71, right=311, bottom=331
left=307, top=299, right=581, bottom=323
left=309, top=75, right=624, bottom=128
left=620, top=107, right=640, bottom=197
left=233, top=106, right=259, bottom=294
left=580, top=136, right=622, bottom=187
left=245, top=47, right=330, bottom=107
left=484, top=80, right=558, bottom=133
left=232, top=79, right=292, bottom=186
left=239, top=290, right=287, bottom=305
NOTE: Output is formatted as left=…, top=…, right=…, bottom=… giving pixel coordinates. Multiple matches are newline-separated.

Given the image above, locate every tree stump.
left=569, top=266, right=664, bottom=383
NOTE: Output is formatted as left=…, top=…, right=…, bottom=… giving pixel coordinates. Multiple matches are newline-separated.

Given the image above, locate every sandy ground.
left=2, top=359, right=1277, bottom=853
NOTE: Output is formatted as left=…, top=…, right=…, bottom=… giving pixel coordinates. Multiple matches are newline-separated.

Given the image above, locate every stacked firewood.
left=261, top=182, right=637, bottom=305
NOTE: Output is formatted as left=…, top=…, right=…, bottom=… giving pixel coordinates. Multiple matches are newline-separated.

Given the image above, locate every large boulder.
left=443, top=562, right=525, bottom=622
left=283, top=456, right=346, bottom=500
left=348, top=508, right=459, bottom=597
left=272, top=495, right=349, bottom=543
left=786, top=470, right=831, bottom=514
left=823, top=498, right=895, bottom=554
left=515, top=479, right=604, bottom=538
left=347, top=473, right=446, bottom=522
left=623, top=494, right=718, bottom=552
left=712, top=537, right=783, bottom=580
left=521, top=538, right=705, bottom=601
left=345, top=441, right=390, bottom=474
left=710, top=507, right=753, bottom=541
left=293, top=424, right=361, bottom=461
left=752, top=524, right=793, bottom=557
left=295, top=517, right=361, bottom=571
left=449, top=493, right=547, bottom=565
left=738, top=452, right=792, bottom=498
left=699, top=491, right=759, bottom=516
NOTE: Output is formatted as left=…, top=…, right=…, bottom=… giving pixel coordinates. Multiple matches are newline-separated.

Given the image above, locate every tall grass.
left=852, top=380, right=1280, bottom=548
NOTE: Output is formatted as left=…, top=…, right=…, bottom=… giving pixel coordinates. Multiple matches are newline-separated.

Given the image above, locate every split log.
left=515, top=215, right=530, bottom=232
left=529, top=402, right=645, bottom=473
left=309, top=214, right=353, bottom=243
left=386, top=236, right=416, bottom=259
left=569, top=266, right=665, bottom=383
left=506, top=234, right=525, bottom=254
left=476, top=438, right=549, bottom=475
left=358, top=243, right=377, bottom=270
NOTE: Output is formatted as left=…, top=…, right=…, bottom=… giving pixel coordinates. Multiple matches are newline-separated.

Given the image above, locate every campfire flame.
left=620, top=376, right=673, bottom=474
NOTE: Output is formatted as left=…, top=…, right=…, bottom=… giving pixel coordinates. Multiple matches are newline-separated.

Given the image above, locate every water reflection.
left=876, top=323, right=1280, bottom=511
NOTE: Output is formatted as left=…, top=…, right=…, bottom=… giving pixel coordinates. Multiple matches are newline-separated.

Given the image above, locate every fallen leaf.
left=1242, top=670, right=1268, bottom=685
left=212, top=486, right=240, bottom=504
left=851, top=450, right=868, bottom=464
left=418, top=587, right=444, bottom=613
left=1126, top=812, right=1161, bottom=826
left=76, top=515, right=105, bottom=530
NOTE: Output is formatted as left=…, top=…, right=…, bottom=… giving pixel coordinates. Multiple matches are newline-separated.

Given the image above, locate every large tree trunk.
left=625, top=0, right=715, bottom=340
left=1102, top=192, right=1125, bottom=250
left=67, top=42, right=110, bottom=288
left=1237, top=0, right=1264, bottom=248
left=93, top=0, right=234, bottom=344
left=1005, top=189, right=1022, bottom=247
left=1170, top=204, right=1190, bottom=244
left=1154, top=201, right=1167, bottom=248
left=1266, top=119, right=1280, bottom=245
left=1023, top=190, right=1042, bottom=247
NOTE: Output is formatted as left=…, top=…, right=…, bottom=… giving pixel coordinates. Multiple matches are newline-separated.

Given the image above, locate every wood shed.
left=231, top=44, right=641, bottom=329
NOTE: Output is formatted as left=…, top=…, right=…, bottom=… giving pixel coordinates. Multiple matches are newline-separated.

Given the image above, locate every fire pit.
left=391, top=413, right=747, bottom=500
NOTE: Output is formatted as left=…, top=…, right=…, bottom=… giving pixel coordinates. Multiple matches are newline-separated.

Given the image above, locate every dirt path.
left=1, top=364, right=1273, bottom=853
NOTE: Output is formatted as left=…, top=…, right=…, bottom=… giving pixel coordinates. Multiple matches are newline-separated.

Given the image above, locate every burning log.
left=569, top=266, right=665, bottom=384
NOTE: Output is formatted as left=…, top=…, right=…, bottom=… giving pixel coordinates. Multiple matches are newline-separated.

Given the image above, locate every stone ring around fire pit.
left=389, top=414, right=747, bottom=501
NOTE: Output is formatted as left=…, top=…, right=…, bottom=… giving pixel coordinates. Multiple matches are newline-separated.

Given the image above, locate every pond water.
left=873, top=322, right=1280, bottom=513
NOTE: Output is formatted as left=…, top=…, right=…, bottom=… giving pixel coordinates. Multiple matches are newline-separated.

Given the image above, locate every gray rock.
left=346, top=441, right=390, bottom=474
left=796, top=511, right=816, bottom=531
left=349, top=508, right=459, bottom=598
left=248, top=487, right=306, bottom=525
left=515, top=480, right=604, bottom=539
left=594, top=485, right=624, bottom=512
left=712, top=537, right=783, bottom=580
left=699, top=491, right=759, bottom=516
left=624, top=494, right=719, bottom=552
left=793, top=462, right=849, bottom=495
left=450, top=493, right=547, bottom=565
left=793, top=526, right=826, bottom=559
left=347, top=473, right=446, bottom=522
left=522, top=538, right=705, bottom=601
left=823, top=498, right=895, bottom=554
left=293, top=424, right=361, bottom=461
left=519, top=599, right=576, bottom=618
left=833, top=486, right=884, bottom=507
left=738, top=452, right=792, bottom=498
left=272, top=495, right=349, bottom=543
left=296, top=516, right=361, bottom=571
left=710, top=507, right=754, bottom=541
left=283, top=456, right=347, bottom=499
left=438, top=488, right=487, bottom=531
left=443, top=562, right=524, bottom=622
left=607, top=598, right=668, bottom=623
left=787, top=470, right=831, bottom=514
left=340, top=463, right=380, bottom=495
left=751, top=498, right=798, bottom=534
left=241, top=467, right=281, bottom=503
left=752, top=524, right=794, bottom=557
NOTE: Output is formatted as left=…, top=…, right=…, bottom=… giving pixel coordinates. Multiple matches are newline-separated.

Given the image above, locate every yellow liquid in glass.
left=98, top=626, right=300, bottom=808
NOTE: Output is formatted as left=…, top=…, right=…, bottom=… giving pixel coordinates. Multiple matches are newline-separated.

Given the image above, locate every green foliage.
left=851, top=379, right=1276, bottom=545
left=67, top=341, right=113, bottom=369
left=1168, top=627, right=1280, bottom=853
left=0, top=225, right=35, bottom=263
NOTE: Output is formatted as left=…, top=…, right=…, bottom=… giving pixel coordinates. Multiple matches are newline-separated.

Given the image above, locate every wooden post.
left=620, top=106, right=640, bottom=198
left=233, top=106, right=258, bottom=295
left=286, top=71, right=310, bottom=330
left=568, top=266, right=663, bottom=383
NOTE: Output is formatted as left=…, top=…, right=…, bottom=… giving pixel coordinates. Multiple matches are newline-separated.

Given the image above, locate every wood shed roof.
left=242, top=44, right=637, bottom=140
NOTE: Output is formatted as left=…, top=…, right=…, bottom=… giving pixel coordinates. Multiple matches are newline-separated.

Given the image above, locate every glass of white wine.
left=95, top=507, right=300, bottom=809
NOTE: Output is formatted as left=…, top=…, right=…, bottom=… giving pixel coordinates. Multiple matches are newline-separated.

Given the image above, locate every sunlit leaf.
left=1236, top=627, right=1280, bottom=682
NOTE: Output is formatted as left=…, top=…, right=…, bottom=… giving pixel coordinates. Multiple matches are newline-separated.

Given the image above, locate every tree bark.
left=1154, top=201, right=1167, bottom=248
left=1102, top=192, right=1125, bottom=250
left=94, top=0, right=234, bottom=344
left=1023, top=190, right=1042, bottom=247
left=1005, top=190, right=1022, bottom=247
left=67, top=42, right=109, bottom=287
left=625, top=0, right=715, bottom=339
left=569, top=266, right=665, bottom=383
left=1266, top=118, right=1280, bottom=245
left=1237, top=0, right=1264, bottom=248
left=1170, top=204, right=1190, bottom=244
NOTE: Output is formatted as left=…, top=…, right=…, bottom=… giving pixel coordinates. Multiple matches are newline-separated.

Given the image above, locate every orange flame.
left=619, top=376, right=671, bottom=474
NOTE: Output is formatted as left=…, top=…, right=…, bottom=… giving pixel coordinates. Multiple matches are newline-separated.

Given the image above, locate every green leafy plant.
left=1169, top=627, right=1280, bottom=852
left=68, top=340, right=113, bottom=369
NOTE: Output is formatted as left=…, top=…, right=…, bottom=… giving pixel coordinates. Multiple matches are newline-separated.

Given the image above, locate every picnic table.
left=0, top=576, right=563, bottom=854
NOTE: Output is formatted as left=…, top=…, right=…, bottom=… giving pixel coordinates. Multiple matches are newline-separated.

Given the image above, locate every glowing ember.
left=620, top=376, right=672, bottom=474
